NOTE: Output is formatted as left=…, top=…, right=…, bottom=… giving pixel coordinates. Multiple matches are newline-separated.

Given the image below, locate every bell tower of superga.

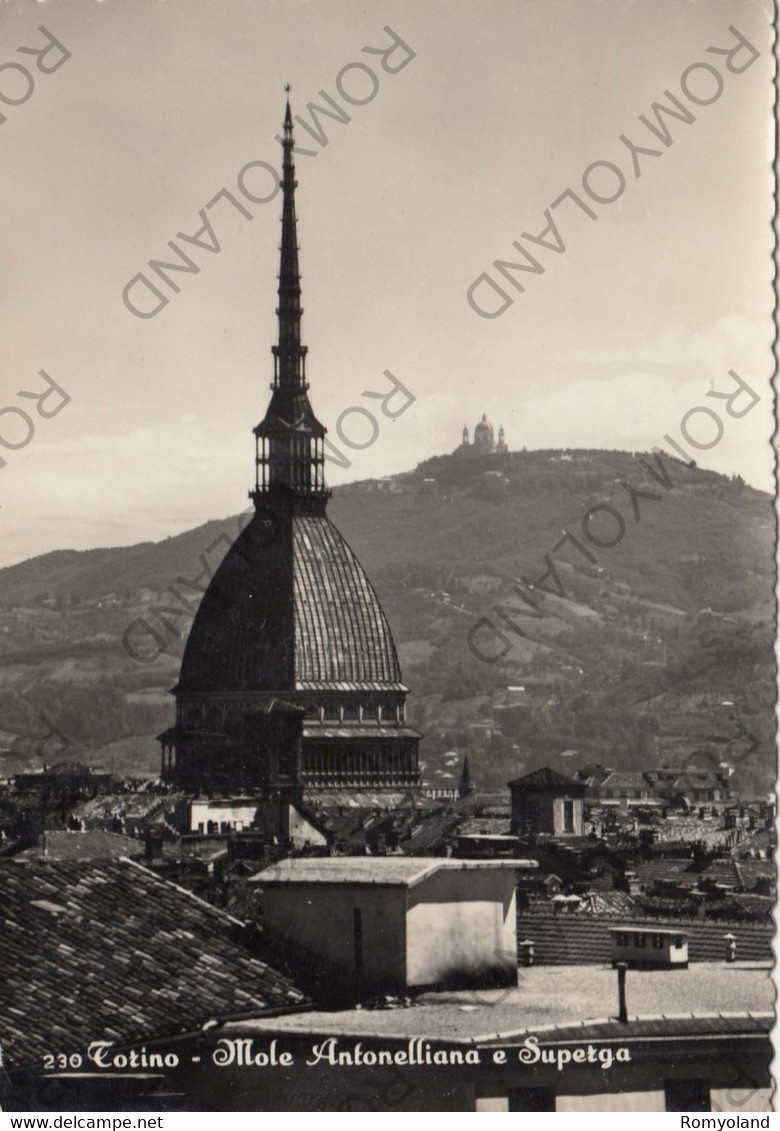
left=159, top=99, right=421, bottom=798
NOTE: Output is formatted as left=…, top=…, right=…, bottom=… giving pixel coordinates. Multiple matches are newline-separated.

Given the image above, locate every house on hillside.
left=646, top=766, right=730, bottom=808
left=575, top=763, right=614, bottom=804
left=598, top=771, right=656, bottom=809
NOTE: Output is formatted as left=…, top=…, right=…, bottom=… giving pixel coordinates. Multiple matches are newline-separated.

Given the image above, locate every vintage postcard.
left=0, top=0, right=776, bottom=1116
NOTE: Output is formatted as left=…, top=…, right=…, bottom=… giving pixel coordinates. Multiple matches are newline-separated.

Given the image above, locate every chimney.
left=144, top=827, right=164, bottom=861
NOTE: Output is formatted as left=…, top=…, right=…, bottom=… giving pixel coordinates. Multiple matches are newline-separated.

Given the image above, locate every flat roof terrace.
left=227, top=962, right=772, bottom=1042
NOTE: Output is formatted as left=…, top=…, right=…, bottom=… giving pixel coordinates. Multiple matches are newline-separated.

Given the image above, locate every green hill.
left=0, top=447, right=774, bottom=796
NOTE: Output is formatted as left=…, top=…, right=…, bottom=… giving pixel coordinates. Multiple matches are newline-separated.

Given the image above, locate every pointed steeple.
left=252, top=92, right=328, bottom=507
left=459, top=754, right=475, bottom=798
left=275, top=91, right=304, bottom=390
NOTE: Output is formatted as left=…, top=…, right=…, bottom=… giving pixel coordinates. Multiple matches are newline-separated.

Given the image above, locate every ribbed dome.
left=177, top=511, right=403, bottom=693
left=293, top=516, right=402, bottom=687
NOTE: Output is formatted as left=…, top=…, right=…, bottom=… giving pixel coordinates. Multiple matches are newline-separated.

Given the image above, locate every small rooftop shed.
left=252, top=856, right=536, bottom=1002
left=610, top=925, right=689, bottom=969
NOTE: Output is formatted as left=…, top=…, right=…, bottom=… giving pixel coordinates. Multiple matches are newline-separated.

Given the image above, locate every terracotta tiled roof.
left=729, top=894, right=773, bottom=917
left=1, top=859, right=309, bottom=1068
left=735, top=860, right=775, bottom=888
left=516, top=907, right=773, bottom=964
left=404, top=812, right=464, bottom=852
left=12, top=831, right=141, bottom=861
left=458, top=817, right=512, bottom=836
left=701, top=858, right=775, bottom=891
left=507, top=768, right=583, bottom=792
left=578, top=891, right=637, bottom=914
left=732, top=829, right=773, bottom=858
left=634, top=860, right=692, bottom=886
left=600, top=771, right=650, bottom=790
left=702, top=859, right=742, bottom=887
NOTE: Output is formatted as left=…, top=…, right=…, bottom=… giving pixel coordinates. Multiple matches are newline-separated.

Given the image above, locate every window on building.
left=343, top=704, right=358, bottom=721
left=323, top=704, right=339, bottom=721
left=381, top=705, right=397, bottom=722
left=563, top=800, right=575, bottom=832
left=616, top=933, right=629, bottom=947
left=652, top=934, right=665, bottom=949
left=634, top=933, right=647, bottom=947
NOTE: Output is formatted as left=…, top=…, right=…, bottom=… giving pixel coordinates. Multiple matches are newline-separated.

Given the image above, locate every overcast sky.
left=0, top=0, right=774, bottom=568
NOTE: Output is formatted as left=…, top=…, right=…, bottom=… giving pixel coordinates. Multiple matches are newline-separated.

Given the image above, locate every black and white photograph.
left=0, top=0, right=776, bottom=1115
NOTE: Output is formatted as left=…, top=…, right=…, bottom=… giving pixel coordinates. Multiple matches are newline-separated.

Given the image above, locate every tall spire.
left=274, top=90, right=305, bottom=391
left=252, top=92, right=328, bottom=506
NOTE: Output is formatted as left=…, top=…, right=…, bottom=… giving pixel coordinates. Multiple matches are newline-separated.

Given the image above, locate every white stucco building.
left=252, top=857, right=536, bottom=1001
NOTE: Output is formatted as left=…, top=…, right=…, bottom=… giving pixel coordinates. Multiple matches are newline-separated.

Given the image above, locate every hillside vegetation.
left=0, top=448, right=774, bottom=795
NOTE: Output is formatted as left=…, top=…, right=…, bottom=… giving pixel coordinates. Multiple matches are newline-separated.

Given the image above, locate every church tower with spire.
left=160, top=98, right=421, bottom=797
